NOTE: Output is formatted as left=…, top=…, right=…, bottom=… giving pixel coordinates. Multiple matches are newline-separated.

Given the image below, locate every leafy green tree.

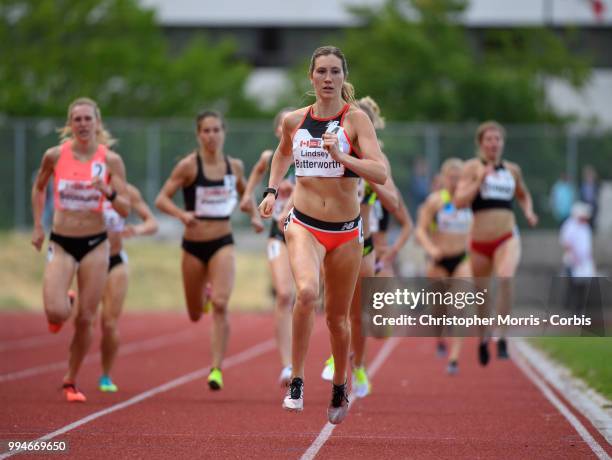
left=0, top=0, right=257, bottom=117
left=287, top=0, right=590, bottom=123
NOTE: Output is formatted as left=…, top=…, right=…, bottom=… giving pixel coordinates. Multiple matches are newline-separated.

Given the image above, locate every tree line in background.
left=337, top=0, right=591, bottom=123
left=0, top=0, right=258, bottom=118
left=0, top=0, right=594, bottom=123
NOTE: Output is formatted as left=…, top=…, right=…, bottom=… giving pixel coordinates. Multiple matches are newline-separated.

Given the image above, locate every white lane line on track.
left=0, top=334, right=60, bottom=352
left=514, top=339, right=612, bottom=445
left=0, top=338, right=276, bottom=460
left=0, top=320, right=154, bottom=352
left=300, top=337, right=401, bottom=460
left=0, top=329, right=196, bottom=383
left=513, top=341, right=611, bottom=460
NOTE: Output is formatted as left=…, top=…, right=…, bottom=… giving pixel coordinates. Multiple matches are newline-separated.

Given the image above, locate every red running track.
left=0, top=312, right=610, bottom=460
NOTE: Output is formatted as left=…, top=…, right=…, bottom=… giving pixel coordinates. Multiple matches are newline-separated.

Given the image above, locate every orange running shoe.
left=62, top=382, right=86, bottom=403
left=48, top=322, right=62, bottom=334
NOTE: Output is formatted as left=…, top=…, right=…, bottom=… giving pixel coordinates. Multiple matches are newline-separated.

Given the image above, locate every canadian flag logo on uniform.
left=301, top=139, right=322, bottom=148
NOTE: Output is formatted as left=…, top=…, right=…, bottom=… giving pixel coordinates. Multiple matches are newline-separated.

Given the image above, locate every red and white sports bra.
left=53, top=141, right=110, bottom=213
left=292, top=104, right=359, bottom=178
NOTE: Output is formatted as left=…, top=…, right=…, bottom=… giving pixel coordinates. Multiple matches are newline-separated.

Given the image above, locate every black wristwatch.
left=106, top=190, right=117, bottom=202
left=262, top=187, right=278, bottom=199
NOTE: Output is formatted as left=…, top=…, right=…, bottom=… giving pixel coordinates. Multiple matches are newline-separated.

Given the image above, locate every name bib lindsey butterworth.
left=293, top=126, right=351, bottom=177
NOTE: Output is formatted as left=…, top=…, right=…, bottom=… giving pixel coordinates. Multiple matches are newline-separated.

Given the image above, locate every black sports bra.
left=472, top=161, right=515, bottom=212
left=183, top=154, right=237, bottom=220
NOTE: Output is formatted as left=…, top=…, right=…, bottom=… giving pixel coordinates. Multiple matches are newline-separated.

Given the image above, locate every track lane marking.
left=513, top=341, right=611, bottom=460
left=0, top=329, right=197, bottom=383
left=300, top=337, right=400, bottom=460
left=0, top=338, right=276, bottom=459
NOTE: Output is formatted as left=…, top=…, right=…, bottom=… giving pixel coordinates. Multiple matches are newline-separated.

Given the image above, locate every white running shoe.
left=327, top=383, right=349, bottom=425
left=278, top=365, right=292, bottom=387
left=282, top=377, right=304, bottom=412
left=352, top=366, right=371, bottom=398
left=321, top=356, right=334, bottom=381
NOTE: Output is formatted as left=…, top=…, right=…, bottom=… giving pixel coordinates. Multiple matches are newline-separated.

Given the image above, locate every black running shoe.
left=478, top=340, right=490, bottom=366
left=283, top=377, right=304, bottom=411
left=447, top=360, right=458, bottom=375
left=497, top=338, right=509, bottom=359
left=436, top=340, right=447, bottom=358
left=328, top=383, right=349, bottom=424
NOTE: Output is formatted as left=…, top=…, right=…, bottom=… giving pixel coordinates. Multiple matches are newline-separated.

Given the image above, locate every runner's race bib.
left=57, top=179, right=103, bottom=211
left=194, top=175, right=237, bottom=218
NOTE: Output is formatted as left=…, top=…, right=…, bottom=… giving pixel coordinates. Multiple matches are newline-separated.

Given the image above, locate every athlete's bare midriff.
left=293, top=176, right=359, bottom=221
left=430, top=232, right=468, bottom=256
left=52, top=210, right=106, bottom=237
left=183, top=219, right=233, bottom=242
left=471, top=209, right=515, bottom=241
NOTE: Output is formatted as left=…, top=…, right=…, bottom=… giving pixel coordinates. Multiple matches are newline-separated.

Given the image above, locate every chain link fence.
left=1, top=118, right=611, bottom=230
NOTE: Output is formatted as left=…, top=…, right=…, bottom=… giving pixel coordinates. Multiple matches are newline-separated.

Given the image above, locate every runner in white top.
left=98, top=184, right=158, bottom=392
left=259, top=46, right=387, bottom=424
left=240, top=108, right=296, bottom=386
left=416, top=158, right=472, bottom=375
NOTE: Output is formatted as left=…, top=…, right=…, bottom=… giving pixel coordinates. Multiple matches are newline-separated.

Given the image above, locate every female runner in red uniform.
left=259, top=46, right=387, bottom=424
left=454, top=121, right=538, bottom=365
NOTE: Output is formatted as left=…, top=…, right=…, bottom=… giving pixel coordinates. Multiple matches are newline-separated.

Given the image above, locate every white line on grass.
left=300, top=337, right=400, bottom=460
left=0, top=338, right=276, bottom=460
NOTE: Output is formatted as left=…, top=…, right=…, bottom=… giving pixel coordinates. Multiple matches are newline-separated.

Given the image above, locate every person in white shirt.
left=560, top=202, right=595, bottom=315
left=560, top=202, right=595, bottom=278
